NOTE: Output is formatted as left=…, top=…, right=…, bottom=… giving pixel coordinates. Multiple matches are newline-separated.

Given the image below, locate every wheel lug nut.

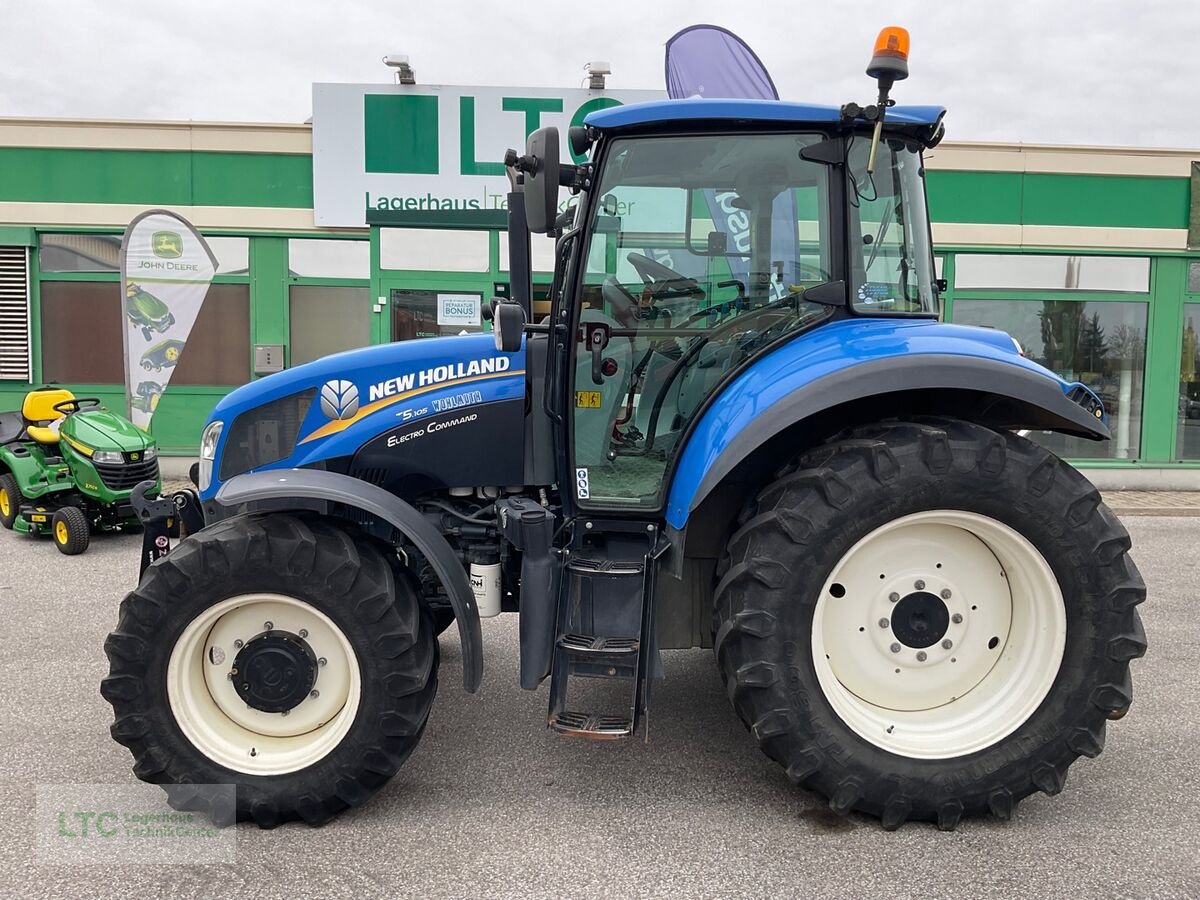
left=916, top=651, right=928, bottom=662
left=951, top=613, right=963, bottom=624
left=940, top=589, right=951, bottom=599
left=878, top=618, right=890, bottom=628
left=942, top=639, right=953, bottom=650
left=318, top=657, right=327, bottom=666
left=280, top=709, right=289, bottom=717
left=914, top=580, right=925, bottom=590
left=890, top=643, right=901, bottom=653
left=263, top=621, right=273, bottom=630
left=233, top=639, right=243, bottom=649
left=310, top=689, right=319, bottom=699
left=298, top=628, right=308, bottom=639
left=888, top=592, right=899, bottom=603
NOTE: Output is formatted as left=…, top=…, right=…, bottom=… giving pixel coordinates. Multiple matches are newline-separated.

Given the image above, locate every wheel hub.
left=231, top=631, right=317, bottom=713
left=891, top=591, right=950, bottom=649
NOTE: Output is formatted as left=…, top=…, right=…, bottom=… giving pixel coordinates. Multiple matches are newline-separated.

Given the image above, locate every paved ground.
left=0, top=515, right=1196, bottom=899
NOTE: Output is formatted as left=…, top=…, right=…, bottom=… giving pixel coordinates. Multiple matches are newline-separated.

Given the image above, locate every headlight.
left=142, top=446, right=157, bottom=461
left=92, top=450, right=124, bottom=464
left=198, top=420, right=224, bottom=492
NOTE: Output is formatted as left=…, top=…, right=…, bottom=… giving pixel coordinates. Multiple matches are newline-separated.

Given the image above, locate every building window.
left=40, top=281, right=124, bottom=382
left=39, top=233, right=248, bottom=275
left=952, top=299, right=1147, bottom=460
left=1178, top=304, right=1200, bottom=459
left=169, top=284, right=250, bottom=385
left=379, top=228, right=489, bottom=272
left=1188, top=261, right=1200, bottom=294
left=289, top=286, right=371, bottom=366
left=498, top=231, right=559, bottom=274
left=954, top=254, right=1150, bottom=293
left=287, top=240, right=369, bottom=279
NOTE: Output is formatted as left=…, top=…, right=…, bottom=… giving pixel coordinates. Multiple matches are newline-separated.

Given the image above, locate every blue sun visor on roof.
left=585, top=97, right=946, bottom=141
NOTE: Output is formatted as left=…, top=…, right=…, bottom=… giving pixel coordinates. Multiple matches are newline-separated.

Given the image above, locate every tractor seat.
left=22, top=387, right=74, bottom=444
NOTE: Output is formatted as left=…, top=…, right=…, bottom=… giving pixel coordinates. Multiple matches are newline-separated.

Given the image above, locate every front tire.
left=52, top=506, right=89, bottom=554
left=101, top=514, right=438, bottom=827
left=714, top=418, right=1147, bottom=829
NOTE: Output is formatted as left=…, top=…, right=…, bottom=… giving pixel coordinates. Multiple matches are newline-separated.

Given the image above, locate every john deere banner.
left=311, top=84, right=663, bottom=227
left=119, top=210, right=217, bottom=429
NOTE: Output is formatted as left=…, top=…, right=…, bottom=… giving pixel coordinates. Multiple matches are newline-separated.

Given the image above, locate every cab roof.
left=585, top=97, right=946, bottom=140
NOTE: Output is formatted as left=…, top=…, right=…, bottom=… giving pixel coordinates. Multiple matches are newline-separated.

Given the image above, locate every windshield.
left=571, top=132, right=833, bottom=508
left=847, top=136, right=937, bottom=314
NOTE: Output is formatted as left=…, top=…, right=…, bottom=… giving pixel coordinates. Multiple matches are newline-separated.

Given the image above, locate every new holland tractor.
left=102, top=29, right=1146, bottom=830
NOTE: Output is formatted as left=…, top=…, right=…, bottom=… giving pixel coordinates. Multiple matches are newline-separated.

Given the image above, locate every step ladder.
left=547, top=522, right=667, bottom=740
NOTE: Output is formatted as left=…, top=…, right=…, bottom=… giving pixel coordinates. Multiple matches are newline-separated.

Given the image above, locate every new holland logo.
left=320, top=380, right=359, bottom=420
left=151, top=231, right=183, bottom=259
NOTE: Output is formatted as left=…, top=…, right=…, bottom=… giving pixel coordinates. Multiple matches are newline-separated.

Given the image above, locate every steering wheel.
left=601, top=277, right=642, bottom=329
left=53, top=397, right=102, bottom=415
left=626, top=252, right=701, bottom=298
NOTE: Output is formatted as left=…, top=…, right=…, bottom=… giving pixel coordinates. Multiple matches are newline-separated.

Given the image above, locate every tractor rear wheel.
left=101, top=513, right=438, bottom=827
left=0, top=473, right=21, bottom=529
left=714, top=417, right=1147, bottom=829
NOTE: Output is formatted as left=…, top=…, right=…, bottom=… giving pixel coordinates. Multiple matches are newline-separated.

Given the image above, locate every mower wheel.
left=0, top=473, right=21, bottom=529
left=714, top=417, right=1147, bottom=830
left=102, top=513, right=439, bottom=828
left=51, top=506, right=89, bottom=554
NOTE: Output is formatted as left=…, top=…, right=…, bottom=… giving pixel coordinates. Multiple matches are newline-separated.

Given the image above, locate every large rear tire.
left=101, top=513, right=438, bottom=827
left=714, top=418, right=1147, bottom=829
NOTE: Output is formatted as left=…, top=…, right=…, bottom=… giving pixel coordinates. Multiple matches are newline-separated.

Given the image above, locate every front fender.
left=213, top=468, right=482, bottom=692
left=666, top=318, right=1108, bottom=529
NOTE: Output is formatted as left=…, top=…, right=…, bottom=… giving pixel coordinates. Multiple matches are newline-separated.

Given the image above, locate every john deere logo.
left=151, top=231, right=183, bottom=259
left=320, top=380, right=359, bottom=420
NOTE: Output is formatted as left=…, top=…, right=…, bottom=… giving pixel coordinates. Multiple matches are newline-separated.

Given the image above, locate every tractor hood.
left=61, top=408, right=155, bottom=454
left=205, top=334, right=528, bottom=498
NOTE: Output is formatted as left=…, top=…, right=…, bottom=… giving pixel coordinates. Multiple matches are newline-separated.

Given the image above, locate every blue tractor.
left=102, top=30, right=1145, bottom=830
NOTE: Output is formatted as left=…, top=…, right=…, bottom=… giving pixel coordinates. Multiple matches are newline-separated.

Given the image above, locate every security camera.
left=382, top=54, right=415, bottom=85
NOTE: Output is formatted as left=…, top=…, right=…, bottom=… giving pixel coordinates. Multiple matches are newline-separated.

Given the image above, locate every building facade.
left=0, top=100, right=1197, bottom=486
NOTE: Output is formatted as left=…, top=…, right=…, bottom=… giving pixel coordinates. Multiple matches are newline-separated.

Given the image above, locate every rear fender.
left=666, top=318, right=1108, bottom=530
left=212, top=468, right=482, bottom=692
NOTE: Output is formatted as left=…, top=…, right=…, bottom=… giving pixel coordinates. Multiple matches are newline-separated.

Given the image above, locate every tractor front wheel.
left=714, top=418, right=1147, bottom=829
left=51, top=506, right=89, bottom=554
left=101, top=514, right=438, bottom=827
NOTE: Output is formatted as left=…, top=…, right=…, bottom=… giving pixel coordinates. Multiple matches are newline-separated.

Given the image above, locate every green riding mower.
left=0, top=387, right=160, bottom=554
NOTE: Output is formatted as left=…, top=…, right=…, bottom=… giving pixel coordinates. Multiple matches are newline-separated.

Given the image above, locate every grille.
left=94, top=457, right=160, bottom=492
left=219, top=389, right=316, bottom=481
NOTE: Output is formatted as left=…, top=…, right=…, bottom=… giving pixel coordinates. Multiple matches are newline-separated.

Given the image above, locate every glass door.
left=388, top=289, right=485, bottom=341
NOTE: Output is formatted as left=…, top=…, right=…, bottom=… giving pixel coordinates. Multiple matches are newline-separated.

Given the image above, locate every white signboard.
left=437, top=293, right=481, bottom=326
left=311, top=83, right=663, bottom=227
left=119, top=210, right=217, bottom=429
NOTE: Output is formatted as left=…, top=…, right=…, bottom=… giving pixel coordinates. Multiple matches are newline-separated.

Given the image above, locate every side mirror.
left=490, top=298, right=526, bottom=352
left=523, top=127, right=560, bottom=234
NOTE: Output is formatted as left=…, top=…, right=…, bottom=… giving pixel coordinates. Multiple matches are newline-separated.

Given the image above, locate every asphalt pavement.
left=0, top=516, right=1196, bottom=899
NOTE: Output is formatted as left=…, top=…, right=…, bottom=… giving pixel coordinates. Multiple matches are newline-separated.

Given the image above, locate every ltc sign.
left=311, top=84, right=663, bottom=227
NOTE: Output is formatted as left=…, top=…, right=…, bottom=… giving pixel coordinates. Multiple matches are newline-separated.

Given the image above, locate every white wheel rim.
left=167, top=593, right=361, bottom=776
left=811, top=510, right=1066, bottom=759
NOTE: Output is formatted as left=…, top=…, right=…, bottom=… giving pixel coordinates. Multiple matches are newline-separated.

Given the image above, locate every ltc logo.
left=151, top=231, right=183, bottom=259
left=320, top=380, right=359, bottom=420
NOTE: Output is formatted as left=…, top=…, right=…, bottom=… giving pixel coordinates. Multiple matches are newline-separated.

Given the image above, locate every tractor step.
left=550, top=711, right=633, bottom=739
left=565, top=557, right=644, bottom=576
left=557, top=633, right=639, bottom=657
left=547, top=522, right=668, bottom=741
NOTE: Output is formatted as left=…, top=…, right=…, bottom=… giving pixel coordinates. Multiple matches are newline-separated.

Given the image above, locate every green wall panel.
left=0, top=148, right=191, bottom=205
left=0, top=148, right=312, bottom=209
left=1022, top=173, right=1190, bottom=229
left=191, top=152, right=313, bottom=208
left=926, top=171, right=1023, bottom=224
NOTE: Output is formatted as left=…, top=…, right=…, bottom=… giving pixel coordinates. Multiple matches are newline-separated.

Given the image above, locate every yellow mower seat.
left=22, top=388, right=74, bottom=444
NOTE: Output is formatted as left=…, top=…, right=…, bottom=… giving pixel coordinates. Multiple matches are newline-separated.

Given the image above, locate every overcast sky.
left=0, top=0, right=1195, bottom=148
